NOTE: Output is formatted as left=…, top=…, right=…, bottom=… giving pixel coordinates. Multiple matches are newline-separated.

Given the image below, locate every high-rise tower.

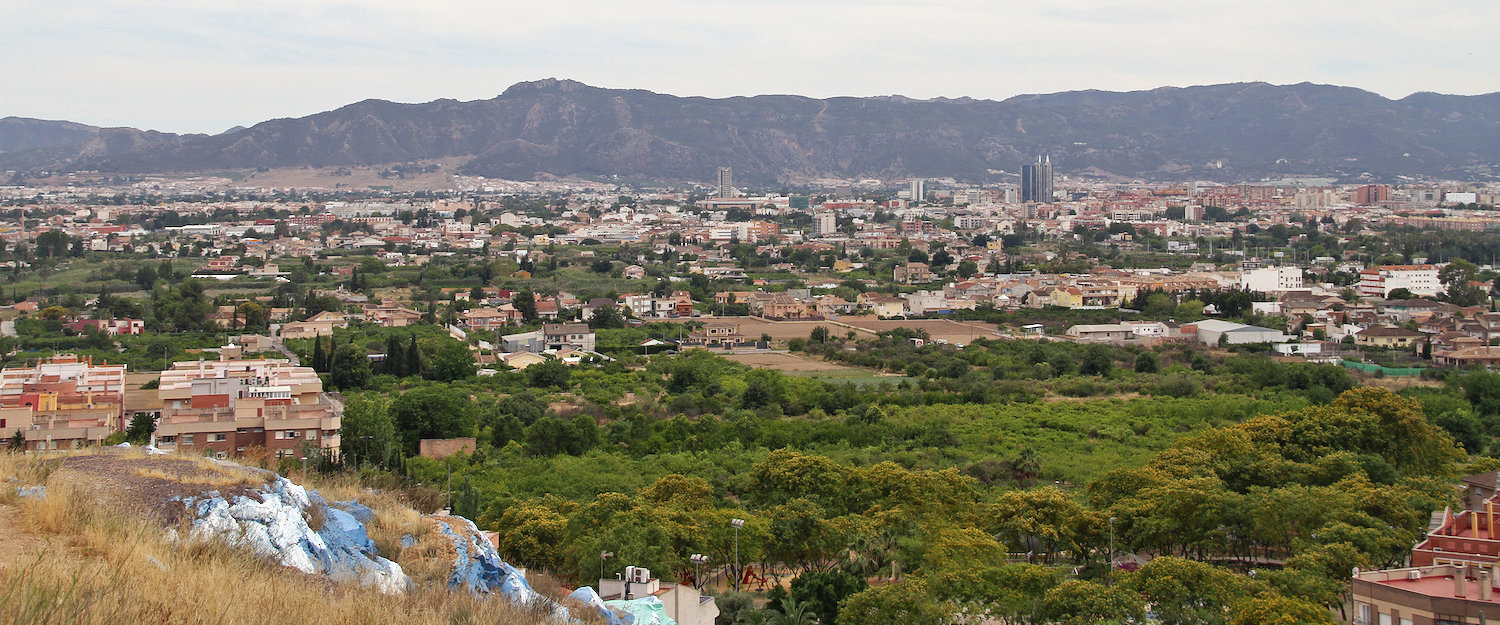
left=1021, top=155, right=1053, bottom=203
left=717, top=167, right=734, bottom=198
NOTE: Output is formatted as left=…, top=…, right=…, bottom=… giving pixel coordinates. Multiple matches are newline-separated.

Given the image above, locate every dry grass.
left=0, top=451, right=567, bottom=625
left=130, top=461, right=263, bottom=488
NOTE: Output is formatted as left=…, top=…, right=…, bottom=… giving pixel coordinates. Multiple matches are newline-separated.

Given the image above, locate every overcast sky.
left=4, top=0, right=1498, bottom=134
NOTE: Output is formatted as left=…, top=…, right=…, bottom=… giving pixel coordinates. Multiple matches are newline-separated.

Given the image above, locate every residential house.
left=682, top=322, right=746, bottom=348
left=1066, top=324, right=1135, bottom=341
left=1435, top=346, right=1500, bottom=369
left=1355, top=325, right=1425, bottom=349
left=62, top=318, right=145, bottom=336
left=894, top=263, right=934, bottom=284
left=543, top=324, right=596, bottom=352
left=464, top=308, right=509, bottom=330
left=364, top=301, right=423, bottom=327
left=500, top=330, right=546, bottom=354
left=500, top=352, right=548, bottom=370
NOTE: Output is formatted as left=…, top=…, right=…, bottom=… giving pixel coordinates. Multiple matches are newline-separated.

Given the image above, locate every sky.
left=3, top=0, right=1498, bottom=135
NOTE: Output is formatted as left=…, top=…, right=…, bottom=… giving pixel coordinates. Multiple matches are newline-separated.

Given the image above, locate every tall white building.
left=909, top=179, right=926, bottom=205
left=812, top=212, right=838, bottom=238
left=1358, top=265, right=1441, bottom=298
left=716, top=167, right=734, bottom=198
left=1239, top=266, right=1304, bottom=293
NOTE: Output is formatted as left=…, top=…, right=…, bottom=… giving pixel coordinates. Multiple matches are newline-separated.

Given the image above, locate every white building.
left=1191, top=319, right=1288, bottom=345
left=1239, top=266, right=1304, bottom=293
left=811, top=212, right=838, bottom=238
left=1358, top=265, right=1441, bottom=298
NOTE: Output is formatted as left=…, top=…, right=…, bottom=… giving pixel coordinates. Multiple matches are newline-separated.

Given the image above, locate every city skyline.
left=3, top=1, right=1497, bottom=134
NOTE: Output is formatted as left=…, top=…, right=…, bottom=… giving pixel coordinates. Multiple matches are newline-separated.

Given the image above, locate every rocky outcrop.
left=174, top=474, right=411, bottom=594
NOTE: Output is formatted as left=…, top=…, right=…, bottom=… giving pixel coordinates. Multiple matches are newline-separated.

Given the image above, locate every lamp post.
left=600, top=550, right=613, bottom=583
left=690, top=553, right=709, bottom=590
left=1108, top=516, right=1117, bottom=586
left=730, top=518, right=745, bottom=592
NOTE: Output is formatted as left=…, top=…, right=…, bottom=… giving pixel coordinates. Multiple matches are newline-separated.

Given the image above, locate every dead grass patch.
left=0, top=451, right=563, bottom=625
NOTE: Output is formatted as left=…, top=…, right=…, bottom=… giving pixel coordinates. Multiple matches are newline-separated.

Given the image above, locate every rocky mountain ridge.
left=4, top=79, right=1498, bottom=182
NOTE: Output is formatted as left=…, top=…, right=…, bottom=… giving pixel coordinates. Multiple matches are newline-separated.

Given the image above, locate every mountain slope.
left=4, top=79, right=1498, bottom=182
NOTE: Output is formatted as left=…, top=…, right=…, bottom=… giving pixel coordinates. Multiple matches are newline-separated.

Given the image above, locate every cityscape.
left=3, top=1, right=1500, bottom=624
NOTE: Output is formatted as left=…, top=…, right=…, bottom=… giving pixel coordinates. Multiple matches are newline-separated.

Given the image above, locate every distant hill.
left=3, top=80, right=1498, bottom=182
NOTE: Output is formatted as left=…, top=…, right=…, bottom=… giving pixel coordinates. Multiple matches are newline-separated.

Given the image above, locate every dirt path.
left=0, top=503, right=46, bottom=573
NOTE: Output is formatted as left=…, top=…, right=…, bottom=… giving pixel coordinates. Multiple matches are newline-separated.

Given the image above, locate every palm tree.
left=765, top=598, right=820, bottom=625
left=1012, top=446, right=1042, bottom=487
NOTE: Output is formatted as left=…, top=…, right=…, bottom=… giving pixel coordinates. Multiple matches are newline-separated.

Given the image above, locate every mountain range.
left=3, top=79, right=1498, bottom=184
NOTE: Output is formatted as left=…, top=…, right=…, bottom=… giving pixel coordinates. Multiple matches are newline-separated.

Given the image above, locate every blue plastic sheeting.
left=603, top=596, right=678, bottom=625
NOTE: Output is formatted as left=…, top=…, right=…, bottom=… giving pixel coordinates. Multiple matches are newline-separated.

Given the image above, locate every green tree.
left=123, top=412, right=156, bottom=445
left=790, top=571, right=866, bottom=625
left=1226, top=595, right=1334, bottom=625
left=527, top=358, right=571, bottom=389
left=390, top=386, right=478, bottom=454
left=329, top=343, right=372, bottom=390
left=1175, top=299, right=1206, bottom=320
left=237, top=302, right=267, bottom=329
left=766, top=598, right=819, bottom=625
left=836, top=579, right=952, bottom=625
left=427, top=340, right=475, bottom=382
left=515, top=288, right=537, bottom=322
left=589, top=305, right=625, bottom=329
left=1134, top=352, right=1159, bottom=374
left=1120, top=557, right=1248, bottom=625
left=1040, top=579, right=1145, bottom=625
left=1439, top=259, right=1485, bottom=306
left=340, top=393, right=397, bottom=468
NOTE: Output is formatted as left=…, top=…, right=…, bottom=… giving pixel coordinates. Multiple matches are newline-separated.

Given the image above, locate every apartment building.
left=1360, top=265, right=1442, bottom=298
left=155, top=350, right=340, bottom=459
left=1239, top=266, right=1304, bottom=293
left=0, top=355, right=128, bottom=450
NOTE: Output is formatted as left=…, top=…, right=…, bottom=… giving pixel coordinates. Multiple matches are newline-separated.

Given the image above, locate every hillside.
left=0, top=448, right=615, bottom=625
left=3, top=80, right=1498, bottom=182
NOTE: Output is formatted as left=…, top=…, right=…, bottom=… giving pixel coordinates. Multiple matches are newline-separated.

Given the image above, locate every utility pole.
left=731, top=518, right=745, bottom=592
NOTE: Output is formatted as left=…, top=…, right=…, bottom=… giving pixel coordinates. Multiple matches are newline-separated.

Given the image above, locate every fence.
left=1341, top=359, right=1425, bottom=376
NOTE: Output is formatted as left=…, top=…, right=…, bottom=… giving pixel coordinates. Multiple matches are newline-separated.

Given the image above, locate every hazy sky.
left=4, top=0, right=1498, bottom=134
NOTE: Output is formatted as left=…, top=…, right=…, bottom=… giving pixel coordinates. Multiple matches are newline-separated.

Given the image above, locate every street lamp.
left=600, top=551, right=614, bottom=582
left=730, top=518, right=745, bottom=592
left=1108, top=517, right=1117, bottom=586
left=690, top=553, right=709, bottom=590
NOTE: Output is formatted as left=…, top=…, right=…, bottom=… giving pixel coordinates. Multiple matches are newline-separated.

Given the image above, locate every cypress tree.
left=385, top=334, right=406, bottom=377
left=407, top=334, right=422, bottom=377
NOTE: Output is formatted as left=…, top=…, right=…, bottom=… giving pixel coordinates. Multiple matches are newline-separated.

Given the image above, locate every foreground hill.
left=4, top=79, right=1498, bottom=182
left=0, top=449, right=608, bottom=625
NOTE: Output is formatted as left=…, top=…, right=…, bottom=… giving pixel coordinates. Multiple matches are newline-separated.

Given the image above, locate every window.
left=182, top=434, right=194, bottom=445
left=211, top=433, right=227, bottom=442
left=306, top=429, right=318, bottom=439
left=274, top=431, right=284, bottom=440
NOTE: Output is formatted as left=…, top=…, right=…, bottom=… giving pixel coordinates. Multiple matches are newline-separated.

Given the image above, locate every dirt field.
left=720, top=351, right=857, bottom=371
left=659, top=315, right=1003, bottom=345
